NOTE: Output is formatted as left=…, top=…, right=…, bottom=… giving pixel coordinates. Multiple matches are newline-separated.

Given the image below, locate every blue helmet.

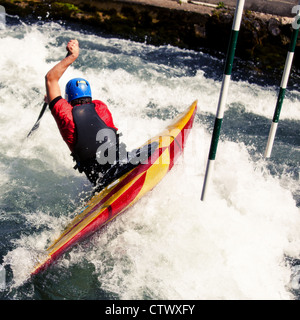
left=65, top=78, right=92, bottom=103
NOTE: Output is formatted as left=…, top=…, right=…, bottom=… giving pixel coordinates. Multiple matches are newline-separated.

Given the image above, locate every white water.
left=0, top=20, right=300, bottom=299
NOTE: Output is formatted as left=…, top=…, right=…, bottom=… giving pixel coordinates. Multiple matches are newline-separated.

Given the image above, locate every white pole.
left=264, top=3, right=300, bottom=158
left=201, top=0, right=245, bottom=201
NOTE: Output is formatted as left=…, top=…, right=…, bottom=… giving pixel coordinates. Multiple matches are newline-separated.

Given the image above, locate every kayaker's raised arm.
left=45, top=39, right=79, bottom=103
left=45, top=39, right=121, bottom=188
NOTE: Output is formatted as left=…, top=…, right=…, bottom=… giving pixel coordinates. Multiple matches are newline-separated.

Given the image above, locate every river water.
left=0, top=16, right=300, bottom=300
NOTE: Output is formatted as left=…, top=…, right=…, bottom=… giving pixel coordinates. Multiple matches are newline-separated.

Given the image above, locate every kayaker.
left=45, top=39, right=126, bottom=186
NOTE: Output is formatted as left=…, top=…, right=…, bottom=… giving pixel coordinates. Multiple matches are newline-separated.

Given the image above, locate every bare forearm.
left=46, top=54, right=76, bottom=83
left=45, top=40, right=80, bottom=103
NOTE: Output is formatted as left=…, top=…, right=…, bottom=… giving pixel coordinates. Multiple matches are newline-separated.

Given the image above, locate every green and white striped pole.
left=201, top=0, right=245, bottom=201
left=264, top=3, right=300, bottom=158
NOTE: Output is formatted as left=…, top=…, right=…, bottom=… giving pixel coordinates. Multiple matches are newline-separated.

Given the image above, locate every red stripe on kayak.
left=33, top=172, right=147, bottom=275
left=169, top=107, right=197, bottom=170
left=169, top=140, right=179, bottom=170
left=182, top=107, right=197, bottom=148
left=84, top=147, right=163, bottom=216
left=54, top=150, right=162, bottom=243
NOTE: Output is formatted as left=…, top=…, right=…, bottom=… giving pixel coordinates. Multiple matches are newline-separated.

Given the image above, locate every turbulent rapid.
left=0, top=17, right=300, bottom=300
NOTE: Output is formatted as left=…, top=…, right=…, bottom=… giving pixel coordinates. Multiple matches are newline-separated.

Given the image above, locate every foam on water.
left=49, top=129, right=299, bottom=300
left=0, top=20, right=299, bottom=299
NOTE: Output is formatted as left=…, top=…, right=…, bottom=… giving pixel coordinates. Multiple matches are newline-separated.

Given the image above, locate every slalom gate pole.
left=201, top=0, right=245, bottom=201
left=264, top=3, right=300, bottom=158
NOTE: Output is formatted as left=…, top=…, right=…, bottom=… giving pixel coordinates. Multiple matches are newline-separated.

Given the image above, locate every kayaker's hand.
left=45, top=39, right=79, bottom=103
left=44, top=94, right=49, bottom=104
left=66, top=39, right=79, bottom=59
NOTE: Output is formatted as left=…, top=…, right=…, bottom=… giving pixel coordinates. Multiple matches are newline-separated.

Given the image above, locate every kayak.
left=31, top=101, right=197, bottom=275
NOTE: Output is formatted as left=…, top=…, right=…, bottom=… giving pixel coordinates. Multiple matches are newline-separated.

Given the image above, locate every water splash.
left=0, top=20, right=299, bottom=299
